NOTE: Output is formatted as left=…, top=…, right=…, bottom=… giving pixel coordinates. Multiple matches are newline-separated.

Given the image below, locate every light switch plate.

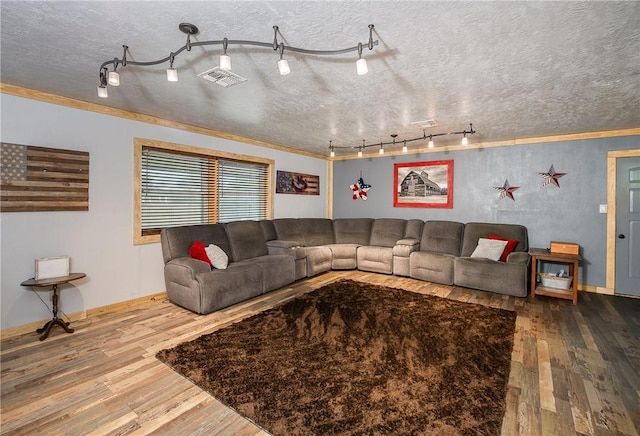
left=599, top=204, right=607, bottom=213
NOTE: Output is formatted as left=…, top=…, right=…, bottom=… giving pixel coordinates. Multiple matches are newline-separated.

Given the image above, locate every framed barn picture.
left=393, top=160, right=453, bottom=208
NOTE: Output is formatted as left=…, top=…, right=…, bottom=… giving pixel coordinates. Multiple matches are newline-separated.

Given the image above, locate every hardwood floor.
left=1, top=271, right=639, bottom=435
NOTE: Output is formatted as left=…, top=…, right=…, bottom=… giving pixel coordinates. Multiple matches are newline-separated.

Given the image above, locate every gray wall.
left=333, top=136, right=639, bottom=288
left=0, top=94, right=328, bottom=330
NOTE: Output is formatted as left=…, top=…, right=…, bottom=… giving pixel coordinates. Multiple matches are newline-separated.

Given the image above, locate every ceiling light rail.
left=97, top=23, right=378, bottom=98
left=328, top=124, right=476, bottom=157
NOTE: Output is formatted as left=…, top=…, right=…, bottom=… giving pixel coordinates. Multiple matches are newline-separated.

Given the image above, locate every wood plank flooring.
left=1, top=271, right=639, bottom=435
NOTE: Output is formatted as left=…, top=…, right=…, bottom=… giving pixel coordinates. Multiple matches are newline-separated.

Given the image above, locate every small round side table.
left=21, top=273, right=86, bottom=340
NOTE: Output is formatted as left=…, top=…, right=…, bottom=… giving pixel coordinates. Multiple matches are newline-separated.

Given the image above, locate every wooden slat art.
left=275, top=170, right=319, bottom=195
left=1, top=143, right=89, bottom=212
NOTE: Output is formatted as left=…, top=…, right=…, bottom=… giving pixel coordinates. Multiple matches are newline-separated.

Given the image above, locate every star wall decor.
left=494, top=179, right=519, bottom=201
left=350, top=177, right=371, bottom=200
left=537, top=164, right=566, bottom=188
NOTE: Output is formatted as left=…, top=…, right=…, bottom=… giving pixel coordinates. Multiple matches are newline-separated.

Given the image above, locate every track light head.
left=108, top=71, right=120, bottom=86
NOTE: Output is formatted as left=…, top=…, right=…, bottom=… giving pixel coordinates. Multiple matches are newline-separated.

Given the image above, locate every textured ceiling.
left=1, top=1, right=639, bottom=157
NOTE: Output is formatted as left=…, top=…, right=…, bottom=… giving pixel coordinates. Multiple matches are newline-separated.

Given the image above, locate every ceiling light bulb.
left=97, top=85, right=108, bottom=98
left=357, top=150, right=363, bottom=158
left=278, top=59, right=290, bottom=75
left=402, top=145, right=408, bottom=153
left=428, top=139, right=434, bottom=148
left=108, top=71, right=120, bottom=86
left=379, top=146, right=384, bottom=155
left=461, top=135, right=468, bottom=145
left=330, top=150, right=335, bottom=158
left=166, top=67, right=178, bottom=82
left=220, top=54, right=231, bottom=71
left=356, top=58, right=368, bottom=75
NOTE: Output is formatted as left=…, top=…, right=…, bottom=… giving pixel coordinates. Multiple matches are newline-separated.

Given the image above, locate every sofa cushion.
left=205, top=244, right=228, bottom=269
left=333, top=218, right=373, bottom=245
left=454, top=257, right=529, bottom=297
left=369, top=219, right=407, bottom=247
left=357, top=246, right=393, bottom=274
left=419, top=221, right=465, bottom=256
left=161, top=224, right=231, bottom=264
left=273, top=219, right=305, bottom=245
left=410, top=251, right=457, bottom=285
left=325, top=244, right=359, bottom=269
left=259, top=220, right=278, bottom=242
left=488, top=234, right=520, bottom=262
left=470, top=238, right=508, bottom=261
left=461, top=223, right=528, bottom=257
left=299, top=218, right=335, bottom=246
left=305, top=246, right=333, bottom=276
left=404, top=219, right=425, bottom=239
left=189, top=241, right=212, bottom=265
left=225, top=220, right=269, bottom=262
left=234, top=255, right=295, bottom=293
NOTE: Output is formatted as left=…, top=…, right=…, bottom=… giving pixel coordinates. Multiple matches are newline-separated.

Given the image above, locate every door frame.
left=606, top=149, right=640, bottom=294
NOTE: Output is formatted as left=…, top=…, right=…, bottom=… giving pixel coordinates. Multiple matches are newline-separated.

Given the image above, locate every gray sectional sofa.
left=160, top=218, right=530, bottom=314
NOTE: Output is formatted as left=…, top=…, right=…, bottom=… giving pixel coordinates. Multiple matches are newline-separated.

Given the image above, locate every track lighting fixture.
left=108, top=68, right=120, bottom=86
left=356, top=43, right=368, bottom=75
left=97, top=22, right=378, bottom=97
left=166, top=53, right=178, bottom=82
left=329, top=124, right=476, bottom=157
left=329, top=140, right=335, bottom=158
left=277, top=42, right=290, bottom=76
left=97, top=68, right=108, bottom=98
left=220, top=38, right=231, bottom=71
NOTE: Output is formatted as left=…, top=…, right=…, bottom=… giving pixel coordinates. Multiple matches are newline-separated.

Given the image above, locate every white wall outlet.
left=599, top=204, right=607, bottom=213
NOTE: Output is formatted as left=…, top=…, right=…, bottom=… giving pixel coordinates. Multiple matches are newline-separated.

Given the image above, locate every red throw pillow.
left=189, top=241, right=212, bottom=266
left=488, top=234, right=519, bottom=262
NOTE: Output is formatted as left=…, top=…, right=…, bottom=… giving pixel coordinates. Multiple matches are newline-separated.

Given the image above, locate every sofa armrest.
left=267, top=239, right=301, bottom=249
left=506, top=251, right=530, bottom=264
left=266, top=240, right=306, bottom=259
left=393, top=238, right=420, bottom=257
left=164, top=257, right=210, bottom=286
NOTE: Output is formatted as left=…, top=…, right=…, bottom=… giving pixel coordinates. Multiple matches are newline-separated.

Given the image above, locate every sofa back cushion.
left=420, top=221, right=465, bottom=256
left=461, top=222, right=529, bottom=257
left=273, top=219, right=305, bottom=245
left=299, top=218, right=335, bottom=246
left=404, top=219, right=425, bottom=239
left=369, top=219, right=407, bottom=247
left=259, top=220, right=278, bottom=242
left=333, top=218, right=374, bottom=245
left=225, top=220, right=269, bottom=261
left=160, top=224, right=231, bottom=264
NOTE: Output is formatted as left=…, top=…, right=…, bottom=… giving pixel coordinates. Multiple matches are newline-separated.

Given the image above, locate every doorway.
left=607, top=150, right=640, bottom=296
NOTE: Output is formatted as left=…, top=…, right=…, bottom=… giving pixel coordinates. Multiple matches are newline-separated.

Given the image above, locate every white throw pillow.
left=205, top=244, right=228, bottom=269
left=470, top=238, right=508, bottom=261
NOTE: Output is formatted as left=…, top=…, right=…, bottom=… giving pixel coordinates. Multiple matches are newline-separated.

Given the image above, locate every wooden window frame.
left=133, top=137, right=274, bottom=245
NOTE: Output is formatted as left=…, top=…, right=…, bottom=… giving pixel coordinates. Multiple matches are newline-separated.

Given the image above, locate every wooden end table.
left=21, top=273, right=86, bottom=340
left=530, top=248, right=580, bottom=304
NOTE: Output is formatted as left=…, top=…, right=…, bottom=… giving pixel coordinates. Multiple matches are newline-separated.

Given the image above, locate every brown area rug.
left=156, top=279, right=516, bottom=435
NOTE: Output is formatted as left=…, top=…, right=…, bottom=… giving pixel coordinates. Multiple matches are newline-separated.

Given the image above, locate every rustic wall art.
left=394, top=160, right=453, bottom=208
left=1, top=143, right=89, bottom=212
left=275, top=170, right=319, bottom=195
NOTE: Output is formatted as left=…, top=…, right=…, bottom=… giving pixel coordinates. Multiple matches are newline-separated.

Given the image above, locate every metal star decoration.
left=537, top=164, right=566, bottom=188
left=494, top=179, right=519, bottom=201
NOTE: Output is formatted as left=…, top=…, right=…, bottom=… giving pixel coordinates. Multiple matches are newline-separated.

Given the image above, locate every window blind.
left=140, top=146, right=268, bottom=235
left=218, top=159, right=269, bottom=223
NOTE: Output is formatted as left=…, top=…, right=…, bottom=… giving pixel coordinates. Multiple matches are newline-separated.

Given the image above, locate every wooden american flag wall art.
left=1, top=143, right=89, bottom=212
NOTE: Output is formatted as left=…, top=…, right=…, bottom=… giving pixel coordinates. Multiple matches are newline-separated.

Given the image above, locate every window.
left=134, top=138, right=273, bottom=244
